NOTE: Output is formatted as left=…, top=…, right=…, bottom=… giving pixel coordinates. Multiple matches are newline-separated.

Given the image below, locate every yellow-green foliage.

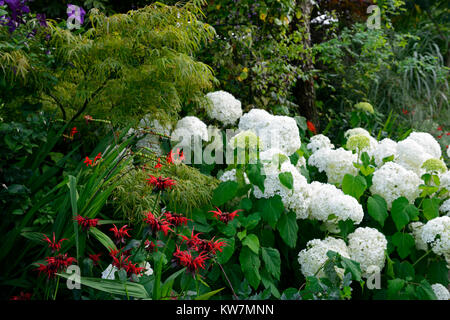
left=1, top=1, right=217, bottom=124
left=113, top=159, right=219, bottom=223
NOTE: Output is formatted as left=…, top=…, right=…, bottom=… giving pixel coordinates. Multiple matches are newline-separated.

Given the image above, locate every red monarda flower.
left=437, top=126, right=443, bottom=131
left=198, top=237, right=227, bottom=255
left=84, top=153, right=102, bottom=167
left=109, top=224, right=131, bottom=244
left=43, top=233, right=67, bottom=253
left=172, top=246, right=209, bottom=275
left=143, top=211, right=174, bottom=236
left=111, top=252, right=144, bottom=277
left=84, top=156, right=93, bottom=167
left=306, top=120, right=317, bottom=135
left=89, top=253, right=102, bottom=266
left=10, top=292, right=32, bottom=300
left=146, top=175, right=176, bottom=192
left=163, top=211, right=190, bottom=227
left=35, top=254, right=77, bottom=279
left=74, top=215, right=100, bottom=231
left=402, top=108, right=408, bottom=115
left=179, top=229, right=203, bottom=251
left=93, top=152, right=102, bottom=165
left=209, top=207, right=242, bottom=224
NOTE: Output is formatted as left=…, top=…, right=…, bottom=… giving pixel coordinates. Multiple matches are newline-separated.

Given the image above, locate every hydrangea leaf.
left=422, top=198, right=440, bottom=221
left=392, top=232, right=415, bottom=259
left=256, top=195, right=284, bottom=228
left=276, top=211, right=298, bottom=248
left=391, top=197, right=411, bottom=231
left=246, top=162, right=266, bottom=193
left=242, top=233, right=260, bottom=254
left=367, top=195, right=388, bottom=227
left=217, top=238, right=235, bottom=264
left=212, top=181, right=238, bottom=206
left=278, top=172, right=294, bottom=190
left=239, top=246, right=261, bottom=290
left=342, top=174, right=367, bottom=200
left=261, top=247, right=281, bottom=280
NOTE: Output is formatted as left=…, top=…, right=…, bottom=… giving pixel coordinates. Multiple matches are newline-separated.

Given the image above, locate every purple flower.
left=36, top=13, right=47, bottom=27
left=67, top=4, right=86, bottom=25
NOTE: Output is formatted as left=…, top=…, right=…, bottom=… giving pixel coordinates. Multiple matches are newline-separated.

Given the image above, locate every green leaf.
left=391, top=197, right=411, bottom=231
left=367, top=195, right=388, bottom=227
left=212, top=181, right=238, bottom=206
left=246, top=162, right=266, bottom=193
left=340, top=257, right=362, bottom=281
left=422, top=198, right=440, bottom=220
left=342, top=174, right=367, bottom=200
left=57, top=273, right=149, bottom=299
left=427, top=261, right=449, bottom=287
left=256, top=195, right=284, bottom=228
left=161, top=268, right=186, bottom=298
left=67, top=175, right=80, bottom=261
left=239, top=212, right=261, bottom=230
left=217, top=238, right=235, bottom=264
left=394, top=261, right=415, bottom=281
left=279, top=172, right=294, bottom=190
left=260, top=269, right=281, bottom=298
left=261, top=247, right=281, bottom=280
left=195, top=288, right=224, bottom=300
left=242, top=234, right=260, bottom=254
left=90, top=227, right=117, bottom=252
left=416, top=280, right=437, bottom=300
left=239, top=246, right=261, bottom=290
left=387, top=278, right=405, bottom=298
left=239, top=198, right=253, bottom=211
left=391, top=232, right=415, bottom=259
left=277, top=211, right=298, bottom=248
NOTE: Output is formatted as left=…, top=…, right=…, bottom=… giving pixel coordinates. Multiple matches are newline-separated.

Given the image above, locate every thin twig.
left=217, top=261, right=239, bottom=300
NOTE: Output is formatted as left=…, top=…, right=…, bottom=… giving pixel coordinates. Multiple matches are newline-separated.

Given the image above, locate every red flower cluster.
left=74, top=215, right=100, bottom=231
left=163, top=211, right=190, bottom=227
left=172, top=246, right=209, bottom=275
left=144, top=239, right=161, bottom=253
left=109, top=224, right=131, bottom=244
left=43, top=233, right=67, bottom=253
left=110, top=250, right=145, bottom=277
left=307, top=120, right=317, bottom=135
left=143, top=211, right=174, bottom=236
left=35, top=254, right=77, bottom=279
left=209, top=207, right=242, bottom=224
left=84, top=152, right=102, bottom=167
left=154, top=158, right=163, bottom=170
left=180, top=230, right=226, bottom=255
left=88, top=253, right=102, bottom=266
left=167, top=148, right=185, bottom=164
left=10, top=292, right=32, bottom=300
left=146, top=175, right=176, bottom=192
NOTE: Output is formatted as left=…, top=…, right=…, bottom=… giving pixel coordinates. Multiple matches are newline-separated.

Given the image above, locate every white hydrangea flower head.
left=440, top=171, right=450, bottom=197
left=307, top=134, right=334, bottom=153
left=171, top=116, right=209, bottom=143
left=219, top=168, right=250, bottom=185
left=447, top=146, right=450, bottom=158
left=308, top=147, right=358, bottom=185
left=205, top=90, right=243, bottom=126
left=101, top=264, right=119, bottom=280
left=372, top=138, right=398, bottom=167
left=253, top=156, right=310, bottom=219
left=297, top=237, right=350, bottom=278
left=395, top=138, right=433, bottom=176
left=238, top=109, right=301, bottom=155
left=344, top=128, right=371, bottom=139
left=408, top=132, right=442, bottom=159
left=421, top=216, right=450, bottom=258
left=307, top=182, right=364, bottom=231
left=408, top=222, right=428, bottom=251
left=347, top=227, right=388, bottom=274
left=431, top=283, right=450, bottom=300
left=370, top=162, right=422, bottom=209
left=440, top=199, right=450, bottom=217
left=136, top=117, right=172, bottom=155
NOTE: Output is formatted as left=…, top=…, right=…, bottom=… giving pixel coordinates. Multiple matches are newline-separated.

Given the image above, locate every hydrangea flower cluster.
left=431, top=283, right=450, bottom=300
left=308, top=182, right=364, bottom=231
left=347, top=227, right=388, bottom=275
left=440, top=199, right=450, bottom=217
left=408, top=222, right=428, bottom=251
left=205, top=91, right=243, bottom=126
left=297, top=237, right=350, bottom=278
left=238, top=109, right=301, bottom=156
left=172, top=116, right=209, bottom=143
left=306, top=134, right=334, bottom=153
left=372, top=138, right=397, bottom=167
left=370, top=162, right=422, bottom=209
left=308, top=147, right=358, bottom=185
left=420, top=216, right=450, bottom=262
left=253, top=154, right=311, bottom=219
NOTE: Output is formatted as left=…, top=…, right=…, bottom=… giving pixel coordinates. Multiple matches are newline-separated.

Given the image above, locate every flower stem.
left=53, top=277, right=60, bottom=300
left=217, top=261, right=239, bottom=300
